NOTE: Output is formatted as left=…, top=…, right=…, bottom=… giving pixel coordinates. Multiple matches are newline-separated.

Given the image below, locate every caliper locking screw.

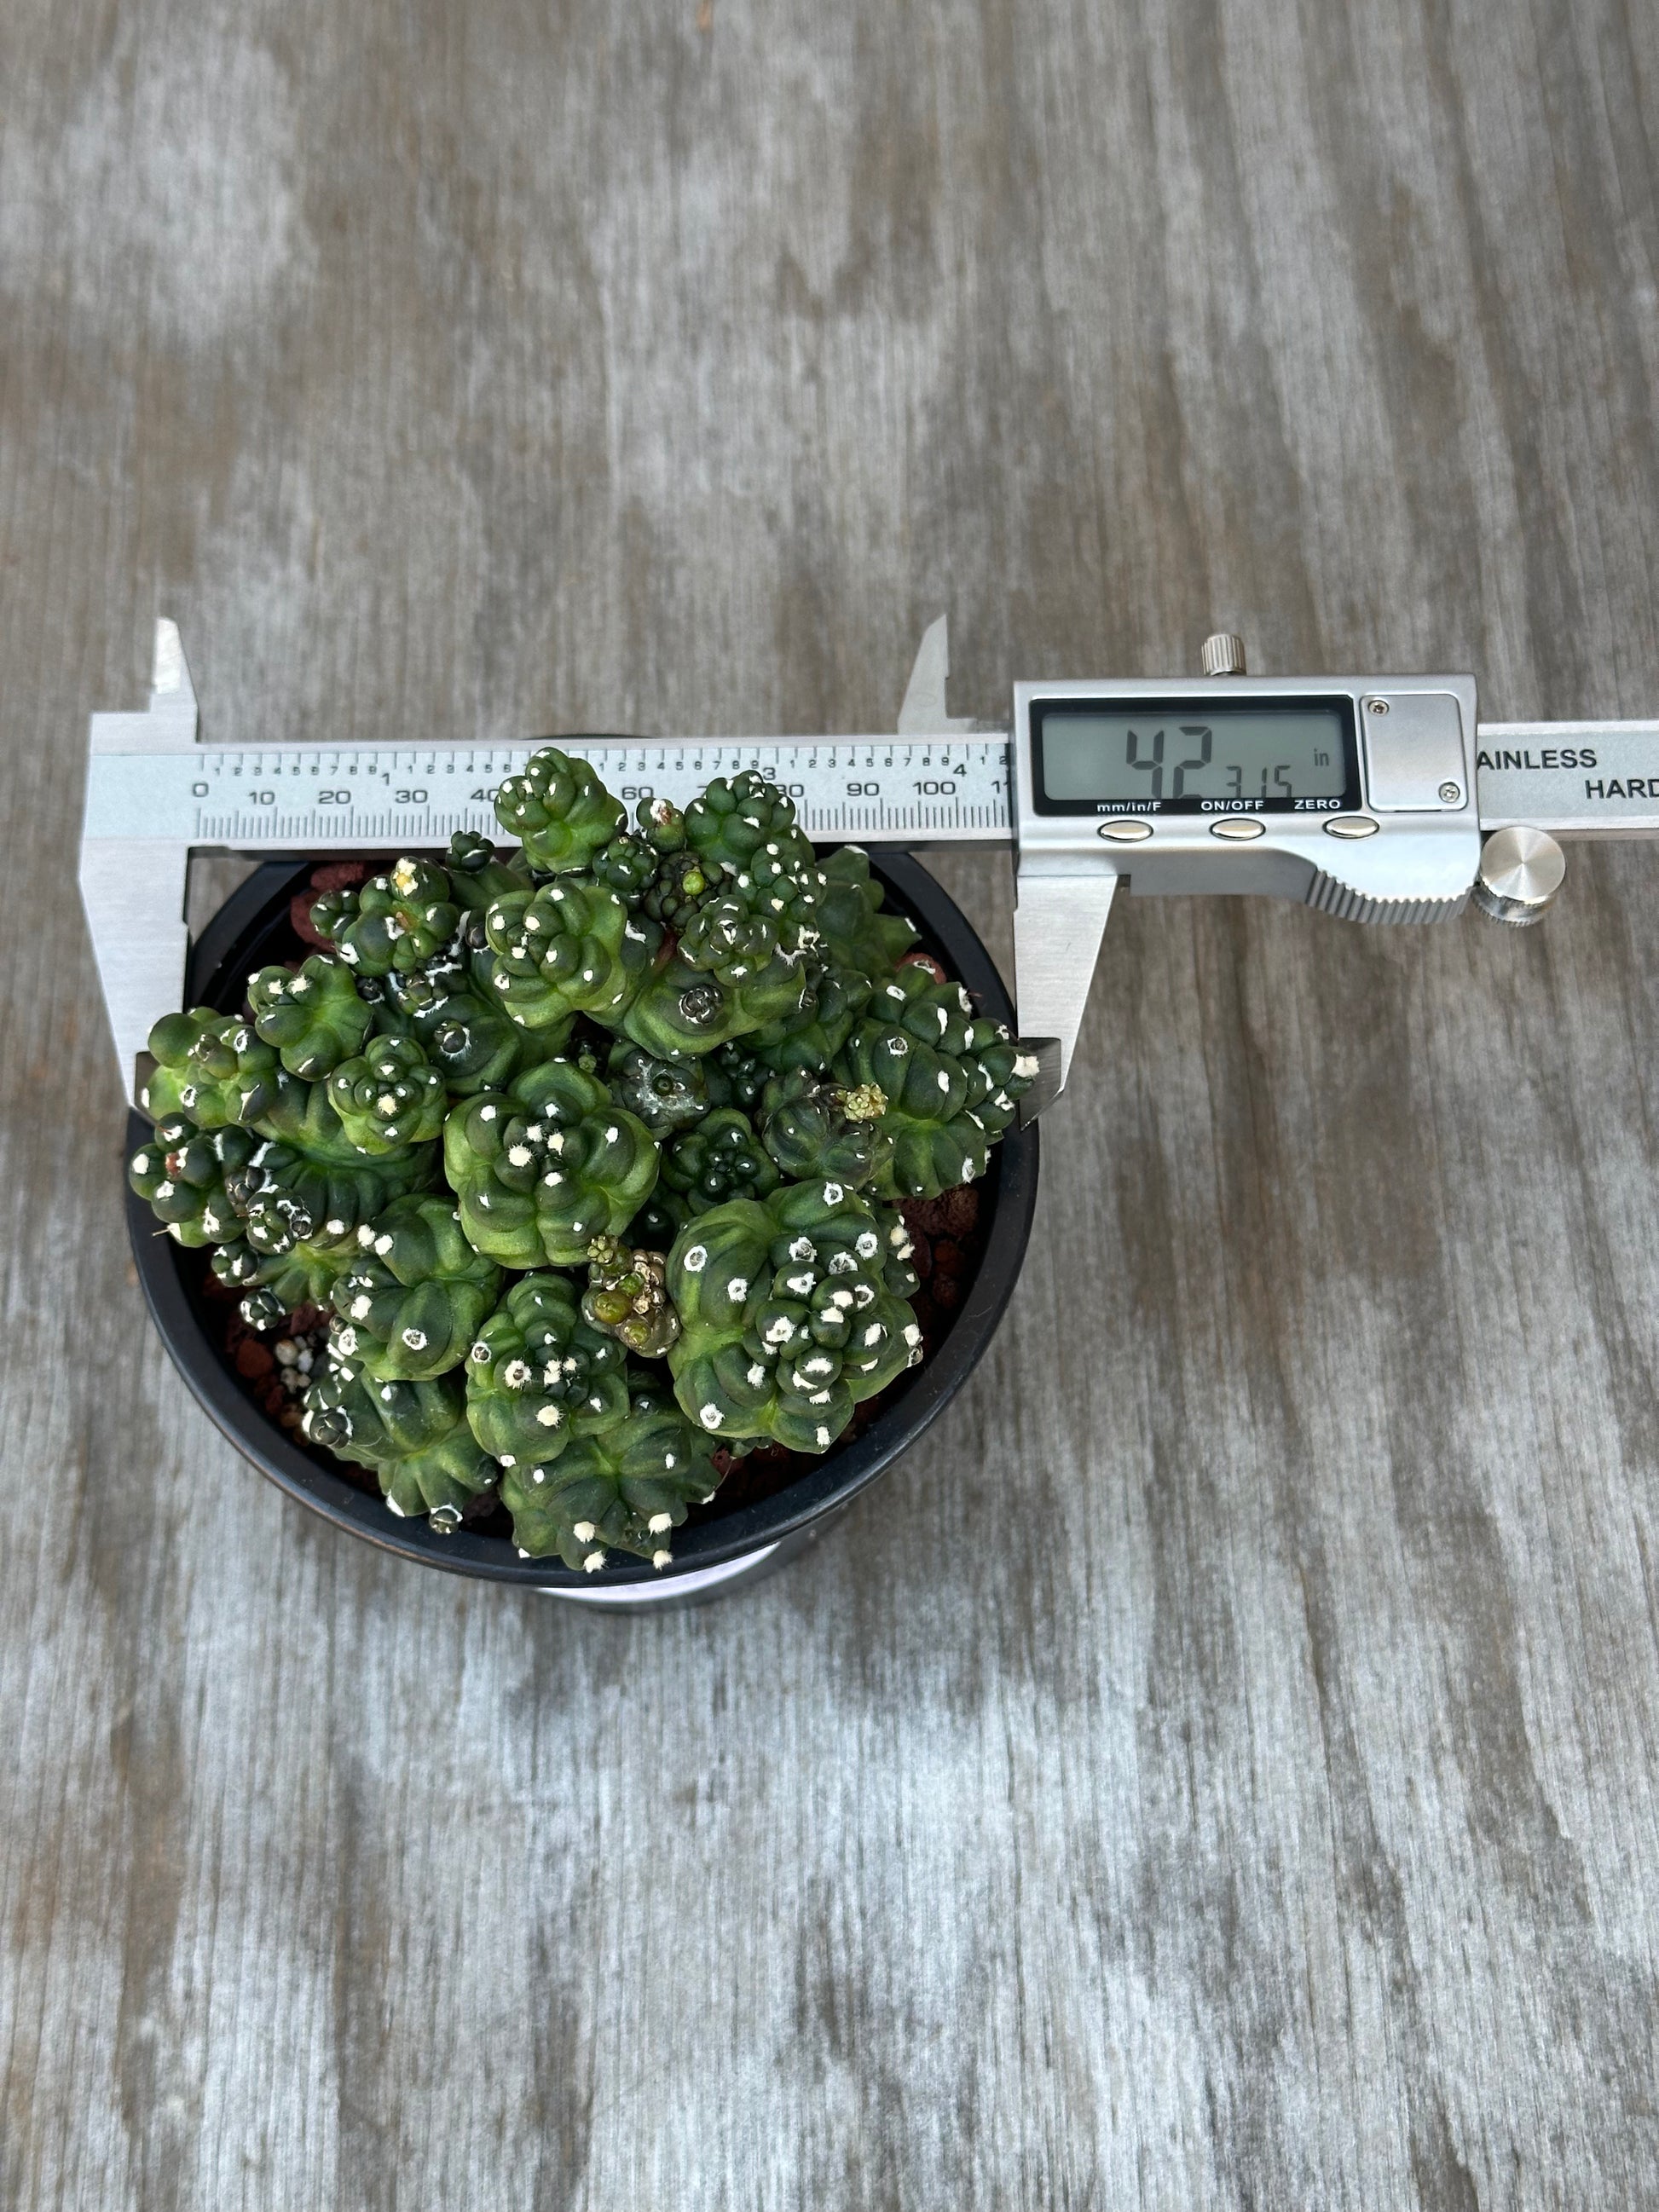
left=1200, top=632, right=1247, bottom=677
left=1472, top=825, right=1565, bottom=927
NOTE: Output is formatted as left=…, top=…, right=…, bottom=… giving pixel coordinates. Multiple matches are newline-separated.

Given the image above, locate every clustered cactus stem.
left=581, top=1236, right=680, bottom=1358
left=130, top=751, right=1037, bottom=1570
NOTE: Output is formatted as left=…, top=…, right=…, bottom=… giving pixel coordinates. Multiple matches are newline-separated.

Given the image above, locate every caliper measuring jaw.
left=78, top=620, right=199, bottom=1112
left=1009, top=872, right=1119, bottom=1123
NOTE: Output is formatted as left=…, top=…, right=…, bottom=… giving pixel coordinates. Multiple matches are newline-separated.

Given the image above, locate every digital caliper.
left=80, top=616, right=1659, bottom=1121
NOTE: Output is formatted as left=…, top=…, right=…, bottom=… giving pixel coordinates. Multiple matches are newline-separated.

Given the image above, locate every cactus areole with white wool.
left=129, top=756, right=1039, bottom=1573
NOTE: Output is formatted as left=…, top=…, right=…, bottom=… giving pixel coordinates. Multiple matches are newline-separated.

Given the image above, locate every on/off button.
left=1209, top=818, right=1265, bottom=840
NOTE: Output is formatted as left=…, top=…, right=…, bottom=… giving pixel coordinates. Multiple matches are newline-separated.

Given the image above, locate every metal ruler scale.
left=82, top=737, right=1012, bottom=852
left=80, top=617, right=1659, bottom=1119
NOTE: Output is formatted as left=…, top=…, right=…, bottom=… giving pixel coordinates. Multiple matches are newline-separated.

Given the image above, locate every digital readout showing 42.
left=1036, top=704, right=1351, bottom=811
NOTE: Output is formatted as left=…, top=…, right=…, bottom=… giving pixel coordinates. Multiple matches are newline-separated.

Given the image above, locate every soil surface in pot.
left=185, top=857, right=997, bottom=1548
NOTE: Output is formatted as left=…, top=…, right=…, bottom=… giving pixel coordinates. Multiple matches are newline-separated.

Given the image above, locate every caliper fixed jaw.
left=78, top=618, right=199, bottom=1114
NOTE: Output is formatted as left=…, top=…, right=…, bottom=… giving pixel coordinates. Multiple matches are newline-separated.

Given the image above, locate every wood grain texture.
left=3, top=0, right=1659, bottom=2203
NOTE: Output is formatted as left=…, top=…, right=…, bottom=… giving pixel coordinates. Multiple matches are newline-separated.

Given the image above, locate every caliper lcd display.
left=1032, top=696, right=1361, bottom=814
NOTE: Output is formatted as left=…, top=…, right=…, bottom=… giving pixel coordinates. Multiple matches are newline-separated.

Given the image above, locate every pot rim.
left=128, top=848, right=1038, bottom=1585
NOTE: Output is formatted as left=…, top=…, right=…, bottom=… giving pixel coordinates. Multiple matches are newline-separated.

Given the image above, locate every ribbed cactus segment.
left=832, top=967, right=1035, bottom=1200
left=327, top=1194, right=503, bottom=1381
left=465, top=1271, right=630, bottom=1468
left=315, top=858, right=460, bottom=977
left=591, top=833, right=658, bottom=904
left=325, top=1034, right=448, bottom=1152
left=248, top=956, right=373, bottom=1077
left=493, top=746, right=627, bottom=874
left=628, top=1192, right=687, bottom=1248
left=581, top=1237, right=680, bottom=1357
left=211, top=1231, right=356, bottom=1314
left=636, top=795, right=689, bottom=853
left=421, top=992, right=547, bottom=1095
left=442, top=1058, right=659, bottom=1268
left=483, top=880, right=660, bottom=1030
left=641, top=847, right=726, bottom=931
left=749, top=960, right=875, bottom=1077
left=228, top=1131, right=435, bottom=1254
left=377, top=949, right=554, bottom=1095
left=129, top=1114, right=261, bottom=1246
left=962, top=1025, right=1038, bottom=1137
left=498, top=1390, right=720, bottom=1570
left=621, top=894, right=814, bottom=1059
left=143, top=1008, right=286, bottom=1128
left=811, top=845, right=918, bottom=974
left=759, top=1071, right=890, bottom=1187
left=665, top=1179, right=921, bottom=1451
left=443, top=830, right=534, bottom=911
left=661, top=1109, right=779, bottom=1215
left=684, top=768, right=817, bottom=877
left=710, top=1040, right=770, bottom=1112
left=302, top=1360, right=498, bottom=1528
left=605, top=1043, right=721, bottom=1135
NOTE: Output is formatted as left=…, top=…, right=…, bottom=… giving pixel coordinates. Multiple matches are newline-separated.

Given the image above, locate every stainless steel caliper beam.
left=78, top=617, right=1659, bottom=1123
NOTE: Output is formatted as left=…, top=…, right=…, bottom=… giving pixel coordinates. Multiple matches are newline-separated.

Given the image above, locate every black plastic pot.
left=129, top=852, right=1038, bottom=1608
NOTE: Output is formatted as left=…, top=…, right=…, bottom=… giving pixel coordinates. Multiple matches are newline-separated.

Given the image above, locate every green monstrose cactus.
left=493, top=746, right=627, bottom=874
left=832, top=967, right=1036, bottom=1200
left=142, top=1008, right=286, bottom=1127
left=483, top=880, right=658, bottom=1031
left=213, top=1231, right=356, bottom=1320
left=666, top=1178, right=921, bottom=1452
left=303, top=1362, right=498, bottom=1529
left=465, top=1271, right=630, bottom=1469
left=498, top=1383, right=720, bottom=1571
left=660, top=1107, right=779, bottom=1217
left=759, top=1070, right=890, bottom=1187
left=129, top=1114, right=261, bottom=1246
left=443, top=829, right=533, bottom=911
left=641, top=846, right=726, bottom=932
left=591, top=832, right=659, bottom=904
left=382, top=963, right=543, bottom=1095
left=313, top=858, right=460, bottom=976
left=810, top=846, right=918, bottom=975
left=749, top=960, right=875, bottom=1079
left=684, top=769, right=817, bottom=877
left=443, top=1058, right=658, bottom=1268
left=605, top=1042, right=722, bottom=1135
left=709, top=1039, right=771, bottom=1112
left=623, top=890, right=815, bottom=1059
left=328, top=1193, right=502, bottom=1381
left=327, top=1034, right=448, bottom=1152
left=581, top=1236, right=680, bottom=1356
left=247, top=956, right=373, bottom=1077
left=127, top=747, right=1038, bottom=1568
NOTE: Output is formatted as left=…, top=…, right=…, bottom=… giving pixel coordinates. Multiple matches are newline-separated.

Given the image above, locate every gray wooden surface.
left=4, top=0, right=1659, bottom=2203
